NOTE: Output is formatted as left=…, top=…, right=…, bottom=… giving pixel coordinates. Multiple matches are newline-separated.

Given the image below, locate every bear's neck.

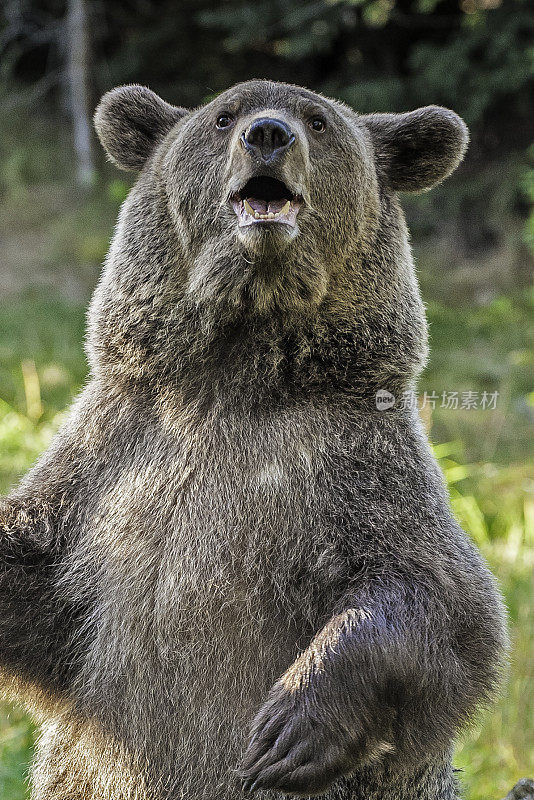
left=91, top=295, right=425, bottom=415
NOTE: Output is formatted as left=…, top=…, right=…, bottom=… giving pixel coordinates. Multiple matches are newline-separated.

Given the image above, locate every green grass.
left=422, top=291, right=534, bottom=465
left=0, top=294, right=86, bottom=415
left=0, top=293, right=532, bottom=799
left=0, top=706, right=34, bottom=800
left=456, top=546, right=534, bottom=800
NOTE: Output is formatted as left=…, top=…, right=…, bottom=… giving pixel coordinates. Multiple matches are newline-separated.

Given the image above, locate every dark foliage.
left=2, top=0, right=533, bottom=158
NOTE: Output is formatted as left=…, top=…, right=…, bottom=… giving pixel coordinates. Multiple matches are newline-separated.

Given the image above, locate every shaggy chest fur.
left=66, top=389, right=372, bottom=647
left=37, top=391, right=380, bottom=797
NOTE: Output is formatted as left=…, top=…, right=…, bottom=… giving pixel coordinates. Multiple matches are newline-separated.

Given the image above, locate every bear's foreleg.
left=0, top=498, right=75, bottom=696
left=240, top=581, right=500, bottom=795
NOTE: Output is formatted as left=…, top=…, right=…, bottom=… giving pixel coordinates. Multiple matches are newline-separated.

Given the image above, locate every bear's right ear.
left=363, top=106, right=469, bottom=192
left=94, top=85, right=188, bottom=171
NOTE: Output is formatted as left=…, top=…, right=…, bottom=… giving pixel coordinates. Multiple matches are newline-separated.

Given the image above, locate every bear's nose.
left=241, top=117, right=295, bottom=163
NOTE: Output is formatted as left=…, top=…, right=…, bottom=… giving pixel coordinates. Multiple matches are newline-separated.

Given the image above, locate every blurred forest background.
left=0, top=0, right=533, bottom=798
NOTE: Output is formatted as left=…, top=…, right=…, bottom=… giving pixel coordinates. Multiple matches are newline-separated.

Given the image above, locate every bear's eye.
left=216, top=114, right=234, bottom=130
left=308, top=117, right=326, bottom=133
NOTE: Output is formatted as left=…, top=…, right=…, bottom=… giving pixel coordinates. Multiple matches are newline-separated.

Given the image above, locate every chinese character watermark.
left=375, top=389, right=499, bottom=411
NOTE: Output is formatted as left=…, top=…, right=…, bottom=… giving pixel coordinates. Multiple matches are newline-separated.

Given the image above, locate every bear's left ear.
left=94, top=85, right=188, bottom=171
left=363, top=106, right=469, bottom=192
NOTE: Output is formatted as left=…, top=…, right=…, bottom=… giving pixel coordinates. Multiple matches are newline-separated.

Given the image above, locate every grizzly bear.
left=0, top=80, right=506, bottom=800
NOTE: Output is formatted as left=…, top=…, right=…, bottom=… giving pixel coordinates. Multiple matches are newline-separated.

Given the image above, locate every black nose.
left=242, top=117, right=295, bottom=163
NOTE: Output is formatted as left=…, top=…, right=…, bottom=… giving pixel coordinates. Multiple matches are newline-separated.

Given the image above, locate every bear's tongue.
left=245, top=197, right=289, bottom=215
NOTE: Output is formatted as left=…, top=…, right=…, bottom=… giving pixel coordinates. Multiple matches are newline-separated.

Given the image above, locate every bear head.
left=90, top=80, right=467, bottom=401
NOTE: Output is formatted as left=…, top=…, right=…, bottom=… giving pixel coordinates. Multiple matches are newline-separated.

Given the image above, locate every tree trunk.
left=66, top=0, right=95, bottom=187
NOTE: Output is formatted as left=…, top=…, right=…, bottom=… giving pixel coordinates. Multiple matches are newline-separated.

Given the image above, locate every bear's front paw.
left=239, top=684, right=368, bottom=796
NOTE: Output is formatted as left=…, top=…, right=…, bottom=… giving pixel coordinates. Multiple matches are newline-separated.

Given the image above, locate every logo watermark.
left=375, top=389, right=396, bottom=411
left=375, top=389, right=499, bottom=411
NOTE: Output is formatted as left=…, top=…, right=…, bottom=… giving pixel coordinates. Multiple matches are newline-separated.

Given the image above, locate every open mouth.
left=231, top=176, right=302, bottom=228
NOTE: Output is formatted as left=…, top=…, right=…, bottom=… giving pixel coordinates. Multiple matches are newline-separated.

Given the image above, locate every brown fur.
left=0, top=80, right=506, bottom=800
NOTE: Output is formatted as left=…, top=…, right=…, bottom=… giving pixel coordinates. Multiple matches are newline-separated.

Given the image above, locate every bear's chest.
left=65, top=403, right=384, bottom=753
left=79, top=405, right=366, bottom=634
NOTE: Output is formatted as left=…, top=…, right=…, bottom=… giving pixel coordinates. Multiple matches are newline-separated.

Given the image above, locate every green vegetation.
left=0, top=706, right=34, bottom=800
